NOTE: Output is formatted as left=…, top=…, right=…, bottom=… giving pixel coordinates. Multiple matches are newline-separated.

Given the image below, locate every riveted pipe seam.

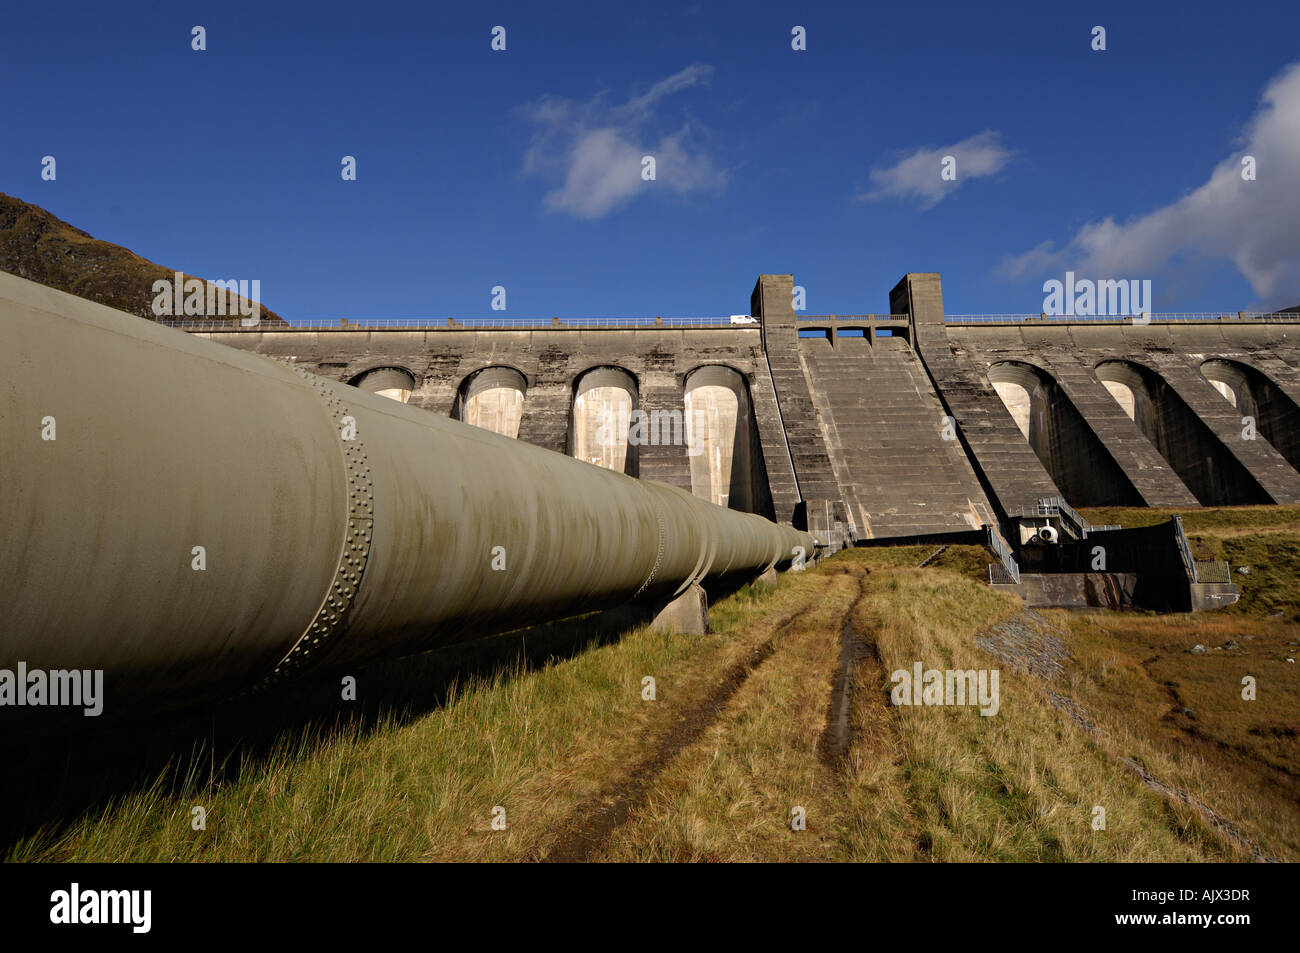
left=259, top=369, right=376, bottom=688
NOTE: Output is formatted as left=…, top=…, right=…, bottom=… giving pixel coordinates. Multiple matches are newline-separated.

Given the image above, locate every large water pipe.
left=0, top=273, right=817, bottom=729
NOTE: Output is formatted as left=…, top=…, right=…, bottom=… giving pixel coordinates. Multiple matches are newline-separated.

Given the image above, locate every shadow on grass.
left=0, top=607, right=649, bottom=853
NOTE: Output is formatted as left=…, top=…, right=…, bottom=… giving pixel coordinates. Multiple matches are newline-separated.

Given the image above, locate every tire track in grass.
left=819, top=571, right=871, bottom=765
left=819, top=566, right=925, bottom=860
left=540, top=589, right=824, bottom=862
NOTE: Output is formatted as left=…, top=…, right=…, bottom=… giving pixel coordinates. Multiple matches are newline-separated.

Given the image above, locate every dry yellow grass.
left=5, top=579, right=828, bottom=862
left=6, top=526, right=1295, bottom=862
left=593, top=556, right=1261, bottom=862
left=598, top=570, right=860, bottom=861
left=847, top=568, right=1240, bottom=861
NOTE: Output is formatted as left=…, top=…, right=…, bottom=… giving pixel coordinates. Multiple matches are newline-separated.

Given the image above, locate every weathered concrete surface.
left=993, top=573, right=1138, bottom=609
left=798, top=334, right=991, bottom=537
left=1034, top=358, right=1199, bottom=507
left=1146, top=357, right=1300, bottom=503
left=1191, top=582, right=1241, bottom=611
left=897, top=274, right=1065, bottom=521
left=986, top=360, right=1142, bottom=506
left=186, top=272, right=1300, bottom=539
left=648, top=584, right=710, bottom=635
left=752, top=274, right=844, bottom=539
left=194, top=322, right=793, bottom=522
left=948, top=318, right=1300, bottom=506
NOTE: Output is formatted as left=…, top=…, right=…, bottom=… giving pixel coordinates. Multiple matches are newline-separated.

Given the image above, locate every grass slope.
left=0, top=192, right=287, bottom=325
left=5, top=522, right=1297, bottom=862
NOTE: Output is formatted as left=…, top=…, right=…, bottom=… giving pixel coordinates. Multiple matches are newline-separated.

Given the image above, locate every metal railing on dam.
left=159, top=314, right=923, bottom=332
left=0, top=271, right=815, bottom=732
left=795, top=314, right=908, bottom=321
left=162, top=310, right=1300, bottom=331
left=945, top=311, right=1300, bottom=325
left=160, top=315, right=758, bottom=331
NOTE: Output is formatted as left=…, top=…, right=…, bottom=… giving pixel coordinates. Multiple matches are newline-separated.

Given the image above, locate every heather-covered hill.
left=0, top=192, right=287, bottom=325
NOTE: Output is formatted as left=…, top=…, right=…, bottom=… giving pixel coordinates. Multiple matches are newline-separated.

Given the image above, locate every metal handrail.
left=160, top=311, right=1299, bottom=330
left=1172, top=515, right=1198, bottom=583
left=946, top=312, right=1299, bottom=324
left=1036, top=496, right=1090, bottom=537
left=985, top=525, right=1021, bottom=584
left=164, top=316, right=756, bottom=331
left=795, top=313, right=909, bottom=321
left=1008, top=496, right=1124, bottom=540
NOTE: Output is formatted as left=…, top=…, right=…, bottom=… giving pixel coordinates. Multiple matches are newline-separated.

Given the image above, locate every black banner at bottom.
left=0, top=861, right=1277, bottom=941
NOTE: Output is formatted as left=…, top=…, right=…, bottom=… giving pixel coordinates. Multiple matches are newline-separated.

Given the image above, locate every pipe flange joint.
left=260, top=371, right=374, bottom=686
left=632, top=497, right=668, bottom=599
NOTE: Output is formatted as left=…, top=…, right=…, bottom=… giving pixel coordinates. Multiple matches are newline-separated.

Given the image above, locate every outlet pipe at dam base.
left=0, top=272, right=817, bottom=730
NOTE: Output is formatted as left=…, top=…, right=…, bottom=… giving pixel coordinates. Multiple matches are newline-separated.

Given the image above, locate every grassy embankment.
left=6, top=508, right=1297, bottom=861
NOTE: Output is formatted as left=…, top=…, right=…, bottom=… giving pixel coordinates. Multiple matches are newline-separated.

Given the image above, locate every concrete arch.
left=987, top=361, right=1038, bottom=438
left=1202, top=366, right=1239, bottom=407
left=683, top=364, right=771, bottom=514
left=350, top=366, right=416, bottom=403
left=1095, top=359, right=1268, bottom=505
left=1201, top=358, right=1300, bottom=472
left=987, top=361, right=1141, bottom=506
left=455, top=365, right=527, bottom=439
left=571, top=366, right=639, bottom=476
left=1093, top=361, right=1148, bottom=424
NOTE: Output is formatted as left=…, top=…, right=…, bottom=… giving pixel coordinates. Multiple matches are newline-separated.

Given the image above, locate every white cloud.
left=1002, top=62, right=1300, bottom=307
left=857, top=130, right=1012, bottom=208
left=519, top=65, right=727, bottom=220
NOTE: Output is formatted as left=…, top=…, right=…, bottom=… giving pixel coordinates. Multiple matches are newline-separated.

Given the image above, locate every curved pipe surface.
left=0, top=273, right=816, bottom=727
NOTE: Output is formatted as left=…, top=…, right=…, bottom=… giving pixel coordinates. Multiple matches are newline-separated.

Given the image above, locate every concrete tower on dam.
left=184, top=273, right=1300, bottom=556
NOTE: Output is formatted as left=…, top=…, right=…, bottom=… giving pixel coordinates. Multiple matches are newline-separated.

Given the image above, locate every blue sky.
left=4, top=0, right=1299, bottom=319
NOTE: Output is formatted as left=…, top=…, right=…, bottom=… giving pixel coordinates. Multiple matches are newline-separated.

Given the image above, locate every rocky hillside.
left=0, top=192, right=287, bottom=325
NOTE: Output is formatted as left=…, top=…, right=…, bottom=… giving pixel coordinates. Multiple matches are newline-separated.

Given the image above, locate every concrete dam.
left=183, top=272, right=1300, bottom=549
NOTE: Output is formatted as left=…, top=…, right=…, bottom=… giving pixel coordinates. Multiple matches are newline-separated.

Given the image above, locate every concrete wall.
left=993, top=573, right=1138, bottom=609
left=683, top=365, right=768, bottom=513
left=187, top=273, right=1300, bottom=542
left=946, top=319, right=1300, bottom=508
left=796, top=333, right=992, bottom=537
left=191, top=324, right=793, bottom=523
left=457, top=366, right=527, bottom=439
left=987, top=360, right=1142, bottom=506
